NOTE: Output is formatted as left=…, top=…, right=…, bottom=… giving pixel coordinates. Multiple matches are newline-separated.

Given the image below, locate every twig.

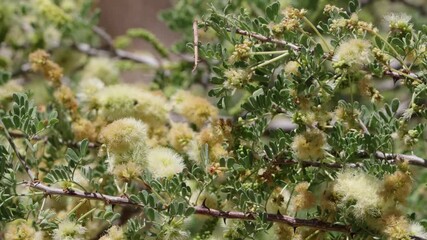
left=228, top=28, right=301, bottom=51
left=74, top=43, right=159, bottom=67
left=358, top=118, right=370, bottom=135
left=0, top=120, right=35, bottom=180
left=192, top=19, right=199, bottom=72
left=6, top=130, right=99, bottom=148
left=194, top=205, right=350, bottom=233
left=29, top=181, right=137, bottom=206
left=373, top=151, right=427, bottom=167
left=273, top=158, right=361, bottom=169
left=92, top=26, right=115, bottom=49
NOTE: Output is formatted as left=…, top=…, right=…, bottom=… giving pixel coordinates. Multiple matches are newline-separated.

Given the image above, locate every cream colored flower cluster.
left=331, top=167, right=426, bottom=239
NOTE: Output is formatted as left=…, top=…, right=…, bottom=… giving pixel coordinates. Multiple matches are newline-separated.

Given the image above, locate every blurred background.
left=97, top=0, right=427, bottom=54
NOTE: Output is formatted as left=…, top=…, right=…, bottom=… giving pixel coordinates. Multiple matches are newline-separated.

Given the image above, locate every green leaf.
left=0, top=71, right=11, bottom=85
left=347, top=0, right=359, bottom=13
left=314, top=43, right=324, bottom=57
left=145, top=207, right=155, bottom=221
left=177, top=202, right=184, bottom=215
left=184, top=207, right=195, bottom=217
left=79, top=139, right=89, bottom=156
left=65, top=148, right=80, bottom=168
left=265, top=2, right=279, bottom=21
left=43, top=167, right=71, bottom=184
left=391, top=99, right=399, bottom=113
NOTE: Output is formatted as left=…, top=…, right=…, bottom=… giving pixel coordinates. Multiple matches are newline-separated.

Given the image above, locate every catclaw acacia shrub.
left=1, top=0, right=427, bottom=239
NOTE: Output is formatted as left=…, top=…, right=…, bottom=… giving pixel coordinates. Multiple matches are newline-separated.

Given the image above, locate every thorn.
left=201, top=198, right=209, bottom=210
left=223, top=218, right=227, bottom=225
left=393, top=77, right=400, bottom=85
left=293, top=227, right=297, bottom=233
left=277, top=209, right=282, bottom=216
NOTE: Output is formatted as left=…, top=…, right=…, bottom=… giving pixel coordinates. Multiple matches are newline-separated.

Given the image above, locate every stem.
left=194, top=206, right=350, bottom=233
left=228, top=28, right=301, bottom=51
left=389, top=68, right=418, bottom=81
left=367, top=29, right=406, bottom=67
left=302, top=17, right=331, bottom=52
left=0, top=120, right=35, bottom=180
left=250, top=50, right=289, bottom=55
left=77, top=208, right=96, bottom=222
left=251, top=52, right=289, bottom=71
left=38, top=197, right=47, bottom=219
left=67, top=199, right=88, bottom=217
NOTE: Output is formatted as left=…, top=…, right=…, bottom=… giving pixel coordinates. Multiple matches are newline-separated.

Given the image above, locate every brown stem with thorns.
left=227, top=28, right=301, bottom=51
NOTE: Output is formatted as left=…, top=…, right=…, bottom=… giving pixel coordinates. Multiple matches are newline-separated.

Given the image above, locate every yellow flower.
left=171, top=90, right=218, bottom=128
left=284, top=61, right=300, bottom=76
left=0, top=80, right=23, bottom=102
left=223, top=68, right=252, bottom=92
left=36, top=0, right=71, bottom=25
left=167, top=122, right=194, bottom=152
left=381, top=170, right=412, bottom=204
left=266, top=187, right=294, bottom=215
left=333, top=39, right=372, bottom=71
left=291, top=128, right=326, bottom=161
left=94, top=85, right=170, bottom=126
left=54, top=85, right=78, bottom=116
left=53, top=219, right=86, bottom=240
left=292, top=182, right=315, bottom=211
left=146, top=147, right=184, bottom=178
left=99, top=118, right=148, bottom=172
left=29, top=49, right=63, bottom=86
left=4, top=219, right=36, bottom=240
left=334, top=169, right=382, bottom=219
left=112, top=161, right=143, bottom=182
left=99, top=118, right=148, bottom=153
left=99, top=226, right=125, bottom=240
left=382, top=214, right=410, bottom=240
left=82, top=57, right=119, bottom=85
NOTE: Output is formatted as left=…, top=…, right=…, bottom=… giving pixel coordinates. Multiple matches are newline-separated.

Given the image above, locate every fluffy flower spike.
left=146, top=147, right=185, bottom=178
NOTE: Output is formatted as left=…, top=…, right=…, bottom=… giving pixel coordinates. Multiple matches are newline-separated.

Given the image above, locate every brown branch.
left=192, top=20, right=199, bottom=72
left=92, top=26, right=115, bottom=49
left=274, top=158, right=361, bottom=169
left=74, top=43, right=159, bottom=67
left=194, top=206, right=350, bottom=233
left=228, top=28, right=301, bottom=51
left=29, top=181, right=137, bottom=206
left=6, top=130, right=99, bottom=148
left=373, top=151, right=427, bottom=167
left=25, top=179, right=351, bottom=234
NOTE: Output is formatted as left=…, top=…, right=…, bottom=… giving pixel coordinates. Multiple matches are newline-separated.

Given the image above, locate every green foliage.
left=1, top=0, right=427, bottom=239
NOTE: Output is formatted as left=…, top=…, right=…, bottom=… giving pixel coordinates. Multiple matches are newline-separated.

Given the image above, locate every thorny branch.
left=28, top=181, right=351, bottom=234
left=227, top=27, right=301, bottom=51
